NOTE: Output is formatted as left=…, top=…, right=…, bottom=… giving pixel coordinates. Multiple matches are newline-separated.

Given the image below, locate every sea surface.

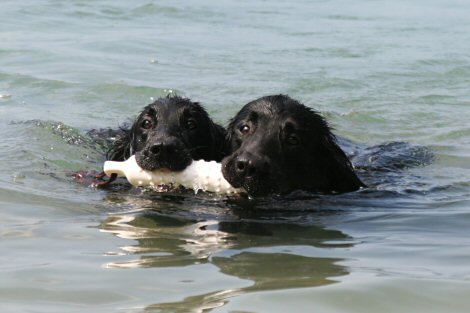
left=1, top=0, right=470, bottom=312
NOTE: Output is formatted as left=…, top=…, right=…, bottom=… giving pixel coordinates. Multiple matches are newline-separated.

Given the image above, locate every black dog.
left=108, top=96, right=227, bottom=171
left=222, top=94, right=365, bottom=196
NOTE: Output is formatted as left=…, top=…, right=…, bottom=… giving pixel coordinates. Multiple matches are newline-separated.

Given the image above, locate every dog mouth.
left=222, top=157, right=277, bottom=196
left=135, top=150, right=192, bottom=172
left=241, top=179, right=275, bottom=196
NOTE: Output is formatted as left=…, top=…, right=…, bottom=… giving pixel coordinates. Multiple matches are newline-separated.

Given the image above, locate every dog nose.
left=235, top=158, right=252, bottom=176
left=234, top=154, right=270, bottom=178
left=150, top=143, right=162, bottom=155
left=149, top=141, right=175, bottom=157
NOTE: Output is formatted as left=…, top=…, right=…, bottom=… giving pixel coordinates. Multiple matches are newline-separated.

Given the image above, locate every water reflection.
left=99, top=204, right=352, bottom=312
left=146, top=253, right=347, bottom=313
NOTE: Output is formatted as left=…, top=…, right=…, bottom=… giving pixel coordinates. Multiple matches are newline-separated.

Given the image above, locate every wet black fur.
left=108, top=96, right=228, bottom=171
left=222, top=94, right=365, bottom=196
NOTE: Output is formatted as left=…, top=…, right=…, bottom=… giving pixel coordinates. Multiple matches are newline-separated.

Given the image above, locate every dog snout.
left=149, top=141, right=176, bottom=158
left=136, top=136, right=192, bottom=171
left=234, top=153, right=270, bottom=178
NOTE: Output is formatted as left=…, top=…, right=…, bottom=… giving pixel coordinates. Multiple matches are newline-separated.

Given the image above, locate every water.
left=1, top=0, right=470, bottom=312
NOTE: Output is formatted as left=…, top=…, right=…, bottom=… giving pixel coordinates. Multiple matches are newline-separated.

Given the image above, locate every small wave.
left=87, top=83, right=181, bottom=101
left=131, top=3, right=180, bottom=16
left=0, top=93, right=12, bottom=100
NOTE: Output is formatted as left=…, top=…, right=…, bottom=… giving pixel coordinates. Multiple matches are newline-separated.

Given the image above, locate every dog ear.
left=321, top=134, right=365, bottom=192
left=299, top=104, right=364, bottom=192
left=208, top=122, right=229, bottom=162
left=106, top=125, right=134, bottom=161
left=225, top=115, right=245, bottom=155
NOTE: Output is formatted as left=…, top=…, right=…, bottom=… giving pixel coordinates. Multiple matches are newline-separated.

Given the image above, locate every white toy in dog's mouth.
left=103, top=155, right=243, bottom=194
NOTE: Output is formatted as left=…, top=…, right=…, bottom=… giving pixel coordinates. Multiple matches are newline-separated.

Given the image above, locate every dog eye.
left=186, top=118, right=198, bottom=130
left=239, top=124, right=250, bottom=134
left=286, top=135, right=300, bottom=146
left=141, top=119, right=153, bottom=129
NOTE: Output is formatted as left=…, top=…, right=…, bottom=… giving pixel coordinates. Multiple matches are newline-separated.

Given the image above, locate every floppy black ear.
left=297, top=102, right=364, bottom=192
left=321, top=134, right=365, bottom=192
left=208, top=122, right=229, bottom=162
left=106, top=126, right=134, bottom=161
left=225, top=115, right=243, bottom=154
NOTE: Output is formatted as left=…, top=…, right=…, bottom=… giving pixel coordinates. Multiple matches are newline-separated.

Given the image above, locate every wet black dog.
left=108, top=96, right=227, bottom=171
left=222, top=94, right=365, bottom=196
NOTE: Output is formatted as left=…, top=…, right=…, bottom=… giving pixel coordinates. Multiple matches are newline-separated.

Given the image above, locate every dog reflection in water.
left=99, top=205, right=351, bottom=311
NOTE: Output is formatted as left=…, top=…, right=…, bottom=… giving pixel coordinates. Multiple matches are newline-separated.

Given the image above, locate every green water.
left=1, top=0, right=470, bottom=312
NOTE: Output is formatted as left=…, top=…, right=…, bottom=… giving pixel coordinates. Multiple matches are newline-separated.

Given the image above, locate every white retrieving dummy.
left=103, top=155, right=242, bottom=194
